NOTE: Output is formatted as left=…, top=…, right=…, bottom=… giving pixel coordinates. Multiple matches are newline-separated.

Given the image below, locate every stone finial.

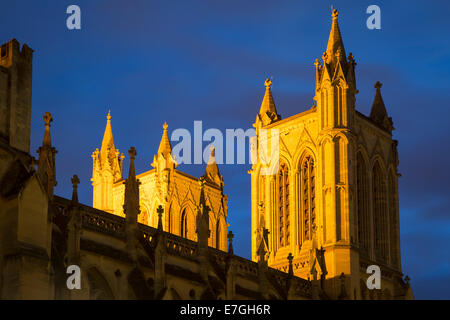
left=348, top=52, right=355, bottom=62
left=128, top=146, right=137, bottom=159
left=257, top=77, right=280, bottom=127
left=43, top=112, right=53, bottom=127
left=157, top=205, right=164, bottom=231
left=155, top=122, right=173, bottom=160
left=107, top=109, right=111, bottom=121
left=41, top=112, right=53, bottom=148
left=71, top=174, right=80, bottom=205
left=287, top=253, right=294, bottom=276
left=71, top=174, right=80, bottom=187
left=404, top=275, right=410, bottom=285
left=227, top=230, right=234, bottom=255
left=348, top=52, right=356, bottom=68
left=374, top=81, right=382, bottom=90
left=332, top=8, right=339, bottom=19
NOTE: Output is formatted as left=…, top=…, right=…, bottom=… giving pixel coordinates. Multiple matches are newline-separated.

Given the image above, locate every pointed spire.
left=100, top=110, right=115, bottom=164
left=257, top=228, right=268, bottom=263
left=152, top=122, right=177, bottom=170
left=257, top=78, right=280, bottom=126
left=370, top=81, right=394, bottom=133
left=227, top=230, right=234, bottom=255
left=123, top=147, right=140, bottom=219
left=71, top=174, right=80, bottom=205
left=94, top=110, right=123, bottom=183
left=196, top=179, right=211, bottom=249
left=287, top=253, right=294, bottom=277
left=325, top=9, right=346, bottom=66
left=202, top=146, right=224, bottom=188
left=42, top=112, right=52, bottom=147
left=158, top=122, right=172, bottom=156
left=37, top=112, right=57, bottom=199
left=67, top=175, right=82, bottom=267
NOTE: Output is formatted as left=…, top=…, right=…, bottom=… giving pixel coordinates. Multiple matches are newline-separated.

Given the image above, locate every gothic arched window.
left=373, top=162, right=388, bottom=261
left=300, top=155, right=315, bottom=241
left=180, top=209, right=189, bottom=238
left=216, top=220, right=222, bottom=250
left=167, top=205, right=172, bottom=233
left=357, top=153, right=369, bottom=254
left=278, top=162, right=290, bottom=247
left=388, top=172, right=399, bottom=267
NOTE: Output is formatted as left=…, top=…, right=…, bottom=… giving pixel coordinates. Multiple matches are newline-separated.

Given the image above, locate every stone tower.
left=250, top=10, right=408, bottom=299
left=0, top=39, right=33, bottom=153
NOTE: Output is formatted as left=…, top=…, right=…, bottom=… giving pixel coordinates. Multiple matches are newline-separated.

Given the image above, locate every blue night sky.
left=1, top=1, right=449, bottom=299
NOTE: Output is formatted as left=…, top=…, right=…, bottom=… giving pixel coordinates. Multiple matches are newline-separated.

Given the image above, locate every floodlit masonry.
left=0, top=10, right=413, bottom=299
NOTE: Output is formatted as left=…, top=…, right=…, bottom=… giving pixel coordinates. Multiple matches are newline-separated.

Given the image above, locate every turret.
left=314, top=9, right=357, bottom=130
left=91, top=111, right=124, bottom=212
left=152, top=122, right=177, bottom=221
left=0, top=39, right=33, bottom=153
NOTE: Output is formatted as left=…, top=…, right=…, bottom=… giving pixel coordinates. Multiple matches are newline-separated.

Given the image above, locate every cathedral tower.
left=250, top=10, right=409, bottom=299
left=91, top=120, right=228, bottom=251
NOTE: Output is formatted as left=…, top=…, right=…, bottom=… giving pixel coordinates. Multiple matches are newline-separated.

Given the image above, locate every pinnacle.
left=203, top=146, right=223, bottom=188
left=100, top=110, right=117, bottom=165
left=41, top=112, right=53, bottom=148
left=325, top=8, right=346, bottom=65
left=258, top=78, right=280, bottom=125
left=370, top=81, right=392, bottom=132
left=157, top=122, right=172, bottom=156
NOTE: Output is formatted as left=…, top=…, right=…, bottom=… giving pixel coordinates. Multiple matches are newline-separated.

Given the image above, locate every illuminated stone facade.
left=91, top=116, right=228, bottom=251
left=251, top=10, right=410, bottom=299
left=0, top=10, right=413, bottom=300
